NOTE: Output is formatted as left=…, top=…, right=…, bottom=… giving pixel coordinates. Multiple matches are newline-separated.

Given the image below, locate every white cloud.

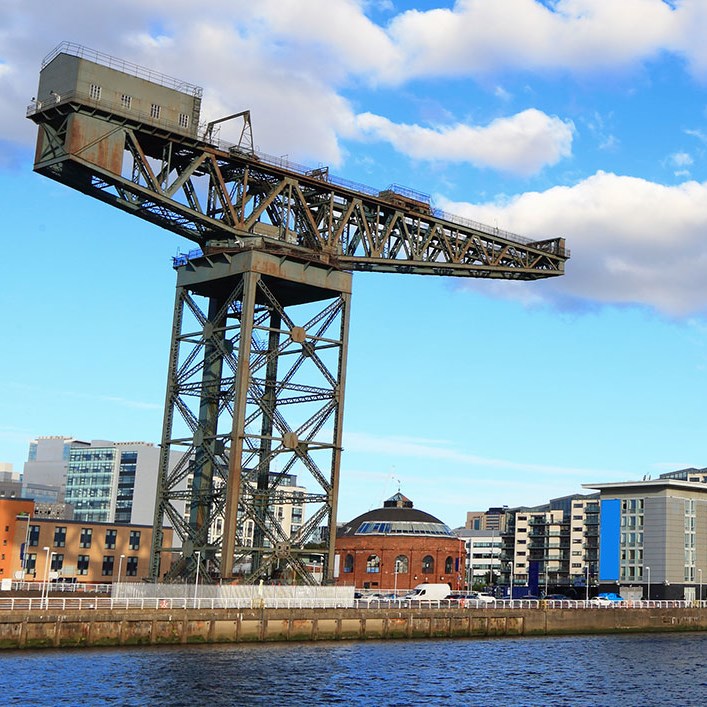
left=355, top=108, right=574, bottom=175
left=383, top=0, right=683, bottom=82
left=440, top=171, right=707, bottom=316
left=3, top=1, right=707, bottom=170
left=670, top=151, right=693, bottom=167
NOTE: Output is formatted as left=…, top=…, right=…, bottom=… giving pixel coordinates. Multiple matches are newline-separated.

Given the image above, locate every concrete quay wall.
left=1, top=606, right=706, bottom=650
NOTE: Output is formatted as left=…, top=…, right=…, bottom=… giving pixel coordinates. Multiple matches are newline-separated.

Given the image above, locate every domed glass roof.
left=338, top=493, right=453, bottom=538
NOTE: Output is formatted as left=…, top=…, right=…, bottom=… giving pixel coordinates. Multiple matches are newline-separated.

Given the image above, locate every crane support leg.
left=150, top=248, right=352, bottom=585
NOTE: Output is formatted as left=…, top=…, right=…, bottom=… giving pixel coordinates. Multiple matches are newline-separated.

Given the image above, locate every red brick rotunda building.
left=335, top=493, right=465, bottom=591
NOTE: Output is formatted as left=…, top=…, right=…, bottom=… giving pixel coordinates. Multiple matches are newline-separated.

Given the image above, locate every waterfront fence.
left=0, top=594, right=703, bottom=613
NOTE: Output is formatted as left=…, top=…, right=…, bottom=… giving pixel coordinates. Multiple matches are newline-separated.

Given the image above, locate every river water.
left=1, top=633, right=705, bottom=706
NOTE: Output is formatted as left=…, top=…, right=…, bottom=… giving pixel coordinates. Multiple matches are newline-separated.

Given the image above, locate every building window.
left=26, top=553, right=37, bottom=574
left=77, top=555, right=90, bottom=575
left=444, top=556, right=453, bottom=574
left=125, top=556, right=138, bottom=577
left=422, top=555, right=434, bottom=574
left=53, top=527, right=66, bottom=547
left=366, top=555, right=380, bottom=573
left=179, top=113, right=189, bottom=129
left=28, top=525, right=40, bottom=547
left=343, top=554, right=354, bottom=573
left=89, top=84, right=102, bottom=101
left=150, top=103, right=161, bottom=119
left=120, top=94, right=132, bottom=109
left=102, top=556, right=114, bottom=577
left=394, top=555, right=409, bottom=574
left=105, top=529, right=117, bottom=550
left=51, top=553, right=64, bottom=572
left=79, top=528, right=92, bottom=548
left=129, top=531, right=141, bottom=551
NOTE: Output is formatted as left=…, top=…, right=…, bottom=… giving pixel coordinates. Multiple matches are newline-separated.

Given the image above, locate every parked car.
left=598, top=592, right=624, bottom=602
left=590, top=592, right=623, bottom=606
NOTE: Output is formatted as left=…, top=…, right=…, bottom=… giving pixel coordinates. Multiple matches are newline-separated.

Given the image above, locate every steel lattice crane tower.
left=28, top=44, right=568, bottom=585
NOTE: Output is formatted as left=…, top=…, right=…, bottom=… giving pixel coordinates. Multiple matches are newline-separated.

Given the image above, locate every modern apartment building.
left=500, top=494, right=600, bottom=595
left=585, top=477, right=707, bottom=601
left=465, top=507, right=509, bottom=532
left=456, top=528, right=503, bottom=588
left=22, top=436, right=89, bottom=504
left=240, top=472, right=306, bottom=547
left=23, top=438, right=185, bottom=526
left=1, top=497, right=174, bottom=582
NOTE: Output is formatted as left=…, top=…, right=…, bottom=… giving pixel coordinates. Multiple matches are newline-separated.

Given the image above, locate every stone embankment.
left=1, top=605, right=706, bottom=650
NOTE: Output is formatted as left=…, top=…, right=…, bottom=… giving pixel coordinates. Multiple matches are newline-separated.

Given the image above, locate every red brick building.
left=335, top=493, right=465, bottom=591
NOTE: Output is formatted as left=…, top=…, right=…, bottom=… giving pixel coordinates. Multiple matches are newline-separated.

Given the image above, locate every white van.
left=404, top=582, right=451, bottom=601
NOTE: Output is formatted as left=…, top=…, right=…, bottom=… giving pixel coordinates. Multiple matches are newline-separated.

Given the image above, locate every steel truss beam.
left=29, top=102, right=568, bottom=278
left=150, top=249, right=351, bottom=584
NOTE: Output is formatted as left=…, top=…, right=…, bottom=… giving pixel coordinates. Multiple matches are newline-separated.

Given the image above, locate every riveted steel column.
left=220, top=268, right=258, bottom=578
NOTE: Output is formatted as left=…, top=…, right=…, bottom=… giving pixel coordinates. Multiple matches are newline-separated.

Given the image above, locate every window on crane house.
left=150, top=103, right=161, bottom=119
left=89, top=84, right=102, bottom=101
left=179, top=113, right=189, bottom=129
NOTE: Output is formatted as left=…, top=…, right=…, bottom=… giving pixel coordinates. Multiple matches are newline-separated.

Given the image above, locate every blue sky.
left=3, top=0, right=707, bottom=528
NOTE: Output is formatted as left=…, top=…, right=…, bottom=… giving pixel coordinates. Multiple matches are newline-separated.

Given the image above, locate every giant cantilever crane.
left=28, top=43, right=568, bottom=585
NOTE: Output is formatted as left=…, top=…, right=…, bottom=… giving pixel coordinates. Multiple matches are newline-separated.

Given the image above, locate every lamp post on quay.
left=117, top=554, right=126, bottom=590
left=41, top=546, right=53, bottom=609
left=699, top=568, right=703, bottom=605
left=646, top=566, right=651, bottom=601
left=194, top=550, right=202, bottom=606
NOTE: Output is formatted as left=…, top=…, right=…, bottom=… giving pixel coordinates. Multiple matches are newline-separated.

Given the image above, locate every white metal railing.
left=0, top=593, right=703, bottom=613
left=11, top=581, right=112, bottom=594
left=0, top=597, right=357, bottom=612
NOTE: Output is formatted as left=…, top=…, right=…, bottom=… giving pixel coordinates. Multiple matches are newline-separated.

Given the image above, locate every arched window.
left=394, top=555, right=408, bottom=574
left=422, top=555, right=434, bottom=574
left=366, top=554, right=381, bottom=573
left=445, top=556, right=453, bottom=574
left=343, top=554, right=354, bottom=573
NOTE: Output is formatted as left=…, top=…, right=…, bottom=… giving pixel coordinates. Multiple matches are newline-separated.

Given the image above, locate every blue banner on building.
left=599, top=498, right=621, bottom=581
left=528, top=560, right=540, bottom=596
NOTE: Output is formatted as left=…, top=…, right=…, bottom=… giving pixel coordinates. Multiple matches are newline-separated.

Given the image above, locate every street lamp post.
left=194, top=550, right=201, bottom=605
left=646, top=566, right=651, bottom=601
left=39, top=545, right=50, bottom=609
left=117, top=554, right=126, bottom=587
left=698, top=568, right=703, bottom=605
left=585, top=565, right=589, bottom=602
